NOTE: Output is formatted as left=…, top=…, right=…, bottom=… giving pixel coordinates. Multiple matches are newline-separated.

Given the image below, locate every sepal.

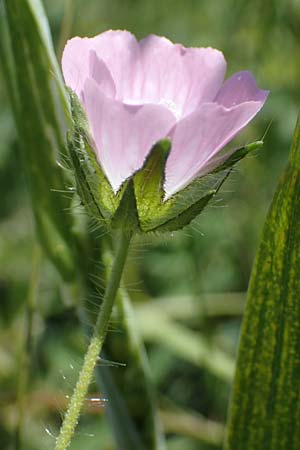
left=154, top=189, right=216, bottom=232
left=133, top=142, right=230, bottom=232
left=133, top=139, right=171, bottom=230
left=209, top=140, right=263, bottom=175
left=68, top=89, right=126, bottom=223
left=111, top=180, right=139, bottom=234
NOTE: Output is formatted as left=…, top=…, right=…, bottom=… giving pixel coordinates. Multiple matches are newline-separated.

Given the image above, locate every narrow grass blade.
left=225, top=115, right=300, bottom=450
left=1, top=0, right=76, bottom=280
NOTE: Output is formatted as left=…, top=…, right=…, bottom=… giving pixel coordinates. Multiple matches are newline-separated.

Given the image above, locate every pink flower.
left=62, top=31, right=268, bottom=200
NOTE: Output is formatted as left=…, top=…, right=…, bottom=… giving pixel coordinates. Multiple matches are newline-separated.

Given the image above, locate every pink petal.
left=62, top=31, right=140, bottom=100
left=83, top=79, right=176, bottom=193
left=164, top=100, right=268, bottom=199
left=88, top=30, right=140, bottom=100
left=138, top=35, right=227, bottom=118
left=61, top=37, right=91, bottom=97
left=215, top=71, right=269, bottom=108
left=62, top=41, right=115, bottom=100
left=89, top=50, right=116, bottom=98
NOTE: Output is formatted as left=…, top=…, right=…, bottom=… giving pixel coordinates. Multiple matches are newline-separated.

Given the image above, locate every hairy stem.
left=54, top=229, right=132, bottom=450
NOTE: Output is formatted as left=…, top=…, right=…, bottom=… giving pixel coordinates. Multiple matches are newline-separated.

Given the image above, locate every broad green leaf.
left=225, top=115, right=300, bottom=450
left=1, top=0, right=77, bottom=280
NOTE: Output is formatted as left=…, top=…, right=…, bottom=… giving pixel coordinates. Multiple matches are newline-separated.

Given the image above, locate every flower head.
left=63, top=31, right=268, bottom=232
left=62, top=30, right=268, bottom=200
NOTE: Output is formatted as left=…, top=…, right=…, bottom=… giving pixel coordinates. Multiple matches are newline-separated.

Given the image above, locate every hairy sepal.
left=133, top=141, right=230, bottom=232
left=210, top=140, right=264, bottom=175
left=68, top=90, right=126, bottom=224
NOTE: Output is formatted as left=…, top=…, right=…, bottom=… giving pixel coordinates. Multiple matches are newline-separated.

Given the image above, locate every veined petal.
left=215, top=71, right=269, bottom=108
left=88, top=30, right=140, bottom=100
left=89, top=50, right=116, bottom=98
left=62, top=36, right=91, bottom=97
left=83, top=79, right=176, bottom=193
left=62, top=31, right=140, bottom=100
left=138, top=35, right=226, bottom=118
left=164, top=100, right=267, bottom=199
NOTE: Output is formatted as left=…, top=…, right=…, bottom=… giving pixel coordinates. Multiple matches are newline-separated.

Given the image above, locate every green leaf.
left=225, top=115, right=300, bottom=450
left=1, top=0, right=77, bottom=280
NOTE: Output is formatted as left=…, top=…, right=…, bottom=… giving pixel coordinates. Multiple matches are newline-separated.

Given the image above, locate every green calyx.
left=67, top=90, right=263, bottom=234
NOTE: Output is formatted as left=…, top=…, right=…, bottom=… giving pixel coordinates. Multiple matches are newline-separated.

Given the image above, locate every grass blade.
left=1, top=0, right=76, bottom=280
left=225, top=115, right=300, bottom=450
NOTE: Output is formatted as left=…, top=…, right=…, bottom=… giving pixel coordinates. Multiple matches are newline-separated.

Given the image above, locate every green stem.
left=54, top=229, right=132, bottom=450
left=15, top=244, right=41, bottom=450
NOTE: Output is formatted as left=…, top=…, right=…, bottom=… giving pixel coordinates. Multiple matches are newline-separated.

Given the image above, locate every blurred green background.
left=0, top=0, right=299, bottom=449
